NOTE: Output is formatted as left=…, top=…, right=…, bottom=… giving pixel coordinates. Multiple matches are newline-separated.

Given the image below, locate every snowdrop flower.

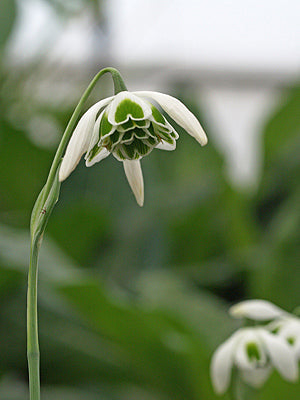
left=269, top=316, right=300, bottom=359
left=59, top=90, right=207, bottom=206
left=210, top=327, right=298, bottom=395
left=230, top=299, right=288, bottom=321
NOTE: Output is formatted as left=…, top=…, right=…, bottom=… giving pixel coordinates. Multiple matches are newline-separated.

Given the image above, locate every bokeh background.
left=0, top=0, right=299, bottom=399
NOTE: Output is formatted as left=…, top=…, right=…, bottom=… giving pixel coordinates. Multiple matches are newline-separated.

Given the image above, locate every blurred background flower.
left=0, top=0, right=299, bottom=399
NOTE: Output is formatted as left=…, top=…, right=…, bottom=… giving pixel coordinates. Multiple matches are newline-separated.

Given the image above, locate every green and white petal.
left=210, top=334, right=238, bottom=395
left=134, top=128, right=150, bottom=140
left=123, top=159, right=144, bottom=206
left=107, top=91, right=152, bottom=125
left=134, top=91, right=207, bottom=146
left=85, top=146, right=110, bottom=167
left=59, top=97, right=113, bottom=181
left=234, top=330, right=266, bottom=370
left=121, top=130, right=135, bottom=144
left=142, top=134, right=159, bottom=147
left=259, top=329, right=299, bottom=382
left=278, top=319, right=300, bottom=357
left=156, top=139, right=176, bottom=151
left=106, top=130, right=124, bottom=150
left=230, top=300, right=287, bottom=321
left=99, top=111, right=116, bottom=139
left=150, top=105, right=171, bottom=129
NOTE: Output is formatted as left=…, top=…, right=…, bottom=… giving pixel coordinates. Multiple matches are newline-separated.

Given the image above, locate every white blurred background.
left=7, top=0, right=300, bottom=186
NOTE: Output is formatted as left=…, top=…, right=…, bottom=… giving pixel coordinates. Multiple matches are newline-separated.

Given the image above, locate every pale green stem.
left=27, top=237, right=41, bottom=400
left=27, top=67, right=126, bottom=400
left=229, top=369, right=257, bottom=400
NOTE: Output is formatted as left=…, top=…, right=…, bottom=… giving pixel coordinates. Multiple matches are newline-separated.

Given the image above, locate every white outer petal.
left=59, top=97, right=113, bottom=181
left=134, top=91, right=208, bottom=146
left=230, top=300, right=287, bottom=321
left=259, top=329, right=299, bottom=382
left=123, top=160, right=144, bottom=207
left=210, top=334, right=238, bottom=394
left=85, top=109, right=105, bottom=158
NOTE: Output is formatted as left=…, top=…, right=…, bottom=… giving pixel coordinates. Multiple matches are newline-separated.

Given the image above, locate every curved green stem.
left=27, top=67, right=126, bottom=400
left=41, top=67, right=126, bottom=205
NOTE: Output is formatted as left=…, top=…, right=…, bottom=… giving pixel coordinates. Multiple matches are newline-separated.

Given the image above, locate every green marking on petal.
left=122, top=130, right=135, bottom=143
left=143, top=135, right=157, bottom=146
left=134, top=128, right=148, bottom=139
left=115, top=99, right=144, bottom=123
left=119, top=119, right=135, bottom=131
left=87, top=144, right=103, bottom=162
left=116, top=148, right=125, bottom=160
left=147, top=123, right=159, bottom=138
left=134, top=119, right=150, bottom=128
left=161, top=136, right=174, bottom=144
left=122, top=142, right=136, bottom=159
left=109, top=131, right=122, bottom=149
left=100, top=112, right=114, bottom=137
left=151, top=105, right=165, bottom=124
left=154, top=130, right=173, bottom=143
left=287, top=337, right=295, bottom=346
left=134, top=138, right=150, bottom=156
left=153, top=121, right=172, bottom=134
left=246, top=342, right=261, bottom=362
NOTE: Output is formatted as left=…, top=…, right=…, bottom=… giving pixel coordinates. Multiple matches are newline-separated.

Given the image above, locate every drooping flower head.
left=210, top=327, right=298, bottom=395
left=229, top=299, right=300, bottom=358
left=59, top=86, right=207, bottom=206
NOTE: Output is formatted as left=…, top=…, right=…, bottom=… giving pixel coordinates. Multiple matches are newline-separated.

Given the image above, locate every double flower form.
left=59, top=90, right=207, bottom=205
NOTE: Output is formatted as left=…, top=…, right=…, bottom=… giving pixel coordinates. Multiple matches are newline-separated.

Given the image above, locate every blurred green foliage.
left=0, top=1, right=299, bottom=399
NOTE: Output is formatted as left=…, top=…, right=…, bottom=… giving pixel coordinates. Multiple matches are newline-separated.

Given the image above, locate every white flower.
left=59, top=90, right=207, bottom=206
left=210, top=327, right=298, bottom=395
left=229, top=299, right=288, bottom=321
left=269, top=316, right=300, bottom=359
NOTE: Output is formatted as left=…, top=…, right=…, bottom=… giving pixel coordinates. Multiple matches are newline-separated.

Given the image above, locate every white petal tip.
left=123, top=160, right=144, bottom=207
left=198, top=134, right=208, bottom=146
left=58, top=162, right=70, bottom=182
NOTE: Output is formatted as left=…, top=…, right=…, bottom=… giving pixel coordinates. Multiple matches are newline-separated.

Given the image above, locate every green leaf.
left=31, top=168, right=61, bottom=244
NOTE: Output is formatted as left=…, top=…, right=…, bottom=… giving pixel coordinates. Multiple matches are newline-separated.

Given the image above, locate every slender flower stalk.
left=27, top=67, right=207, bottom=399
left=27, top=240, right=41, bottom=400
